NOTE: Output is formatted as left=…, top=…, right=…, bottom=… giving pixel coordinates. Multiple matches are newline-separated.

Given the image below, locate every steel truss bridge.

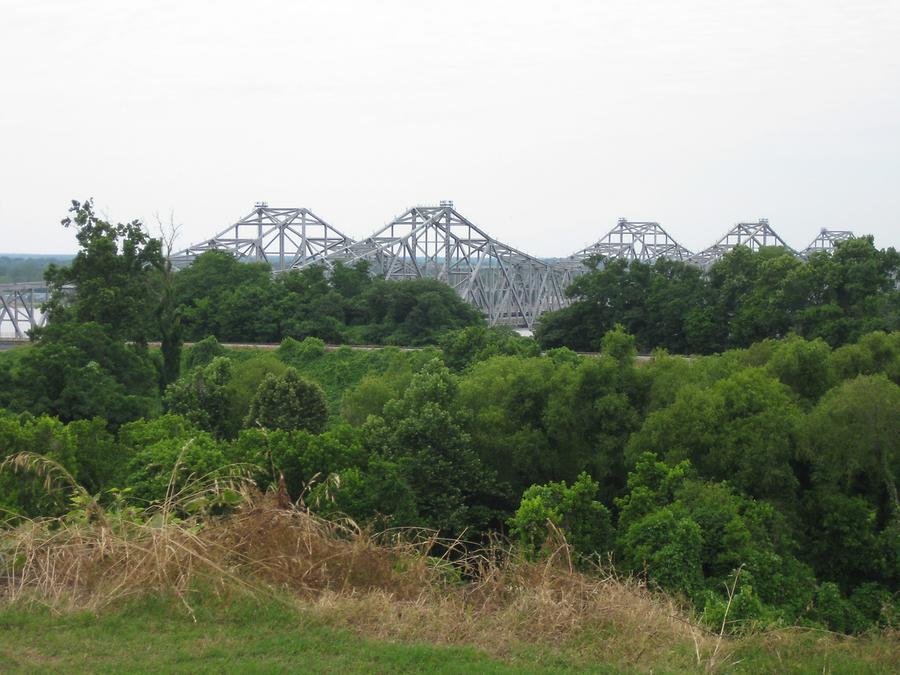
left=169, top=206, right=353, bottom=272
left=5, top=205, right=860, bottom=335
left=0, top=283, right=49, bottom=339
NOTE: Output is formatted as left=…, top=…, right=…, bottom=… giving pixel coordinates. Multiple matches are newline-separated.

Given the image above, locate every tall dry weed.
left=0, top=450, right=729, bottom=670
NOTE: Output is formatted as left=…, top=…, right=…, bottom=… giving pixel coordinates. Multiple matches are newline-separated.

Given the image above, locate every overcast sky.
left=2, top=0, right=898, bottom=256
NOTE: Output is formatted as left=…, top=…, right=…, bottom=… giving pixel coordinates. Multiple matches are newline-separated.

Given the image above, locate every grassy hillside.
left=0, top=600, right=542, bottom=674
left=1, top=489, right=895, bottom=674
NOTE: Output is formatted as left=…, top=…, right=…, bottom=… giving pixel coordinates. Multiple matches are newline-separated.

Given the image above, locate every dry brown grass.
left=0, top=479, right=720, bottom=671
left=4, top=454, right=893, bottom=673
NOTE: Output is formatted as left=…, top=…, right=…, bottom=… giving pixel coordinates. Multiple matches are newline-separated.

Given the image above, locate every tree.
left=615, top=453, right=814, bottom=616
left=626, top=368, right=801, bottom=508
left=245, top=368, right=328, bottom=434
left=171, top=251, right=275, bottom=342
left=155, top=215, right=183, bottom=387
left=509, top=472, right=613, bottom=561
left=601, top=323, right=637, bottom=364
left=535, top=240, right=899, bottom=355
left=708, top=247, right=801, bottom=348
left=119, top=415, right=228, bottom=504
left=228, top=424, right=365, bottom=496
left=358, top=278, right=485, bottom=346
left=163, top=357, right=234, bottom=438
left=0, top=413, right=80, bottom=517
left=222, top=355, right=288, bottom=438
left=803, top=374, right=900, bottom=517
left=43, top=199, right=164, bottom=342
left=310, top=457, right=419, bottom=528
left=6, top=322, right=159, bottom=426
left=361, top=359, right=503, bottom=535
left=766, top=335, right=835, bottom=403
left=183, top=335, right=228, bottom=371
left=340, top=375, right=399, bottom=426
left=439, top=325, right=540, bottom=371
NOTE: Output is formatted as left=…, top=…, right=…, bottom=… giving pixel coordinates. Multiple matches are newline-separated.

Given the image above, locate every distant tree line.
left=536, top=241, right=899, bottom=353
left=171, top=250, right=483, bottom=346
left=0, top=255, right=72, bottom=284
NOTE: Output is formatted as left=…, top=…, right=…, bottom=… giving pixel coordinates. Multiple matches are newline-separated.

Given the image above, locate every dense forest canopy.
left=0, top=255, right=72, bottom=284
left=536, top=240, right=900, bottom=354
left=1, top=200, right=898, bottom=636
left=170, top=250, right=483, bottom=346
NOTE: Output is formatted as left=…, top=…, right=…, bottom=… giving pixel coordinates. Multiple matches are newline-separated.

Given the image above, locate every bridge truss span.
left=801, top=229, right=855, bottom=257
left=170, top=204, right=355, bottom=272
left=302, top=202, right=569, bottom=329
left=690, top=219, right=796, bottom=268
left=0, top=282, right=49, bottom=339
left=570, top=218, right=694, bottom=264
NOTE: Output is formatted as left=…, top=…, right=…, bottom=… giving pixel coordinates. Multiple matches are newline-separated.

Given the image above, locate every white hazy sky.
left=1, top=0, right=899, bottom=255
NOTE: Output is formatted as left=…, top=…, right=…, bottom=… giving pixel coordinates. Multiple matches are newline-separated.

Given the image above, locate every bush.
left=509, top=472, right=613, bottom=561
left=277, top=336, right=326, bottom=367
left=118, top=416, right=228, bottom=504
left=245, top=368, right=328, bottom=434
left=184, top=336, right=227, bottom=371
left=163, top=357, right=233, bottom=438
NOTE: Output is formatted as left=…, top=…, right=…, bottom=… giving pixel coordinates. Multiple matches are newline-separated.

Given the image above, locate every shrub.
left=509, top=472, right=613, bottom=561
left=245, top=368, right=328, bottom=434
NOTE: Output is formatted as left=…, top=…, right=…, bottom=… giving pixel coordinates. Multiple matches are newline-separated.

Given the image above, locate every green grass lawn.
left=0, top=597, right=605, bottom=675
left=1, top=595, right=897, bottom=674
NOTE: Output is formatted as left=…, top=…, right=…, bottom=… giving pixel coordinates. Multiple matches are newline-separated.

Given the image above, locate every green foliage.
left=118, top=415, right=228, bottom=504
left=311, top=457, right=419, bottom=528
left=358, top=360, right=503, bottom=535
left=340, top=375, right=400, bottom=426
left=156, top=251, right=183, bottom=388
left=355, top=277, right=485, bottom=346
left=811, top=582, right=868, bottom=634
left=537, top=240, right=900, bottom=354
left=626, top=368, right=801, bottom=508
left=766, top=335, right=835, bottom=403
left=0, top=255, right=72, bottom=284
left=63, top=417, right=120, bottom=494
left=3, top=236, right=900, bottom=645
left=222, top=354, right=288, bottom=437
left=457, top=350, right=644, bottom=501
left=700, top=573, right=778, bottom=633
left=163, top=357, right=234, bottom=438
left=0, top=414, right=80, bottom=516
left=509, top=472, right=613, bottom=561
left=277, top=336, right=326, bottom=365
left=439, top=325, right=540, bottom=371
left=830, top=331, right=900, bottom=384
left=229, top=424, right=366, bottom=497
left=42, top=199, right=165, bottom=343
left=245, top=368, right=328, bottom=434
left=601, top=324, right=637, bottom=364
left=171, top=253, right=483, bottom=346
left=277, top=337, right=440, bottom=421
left=803, top=374, right=899, bottom=516
left=171, top=251, right=278, bottom=342
left=804, top=491, right=883, bottom=591
left=4, top=322, right=160, bottom=426
left=613, top=453, right=815, bottom=619
left=184, top=335, right=227, bottom=371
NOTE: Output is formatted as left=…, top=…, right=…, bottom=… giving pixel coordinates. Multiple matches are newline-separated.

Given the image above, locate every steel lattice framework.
left=6, top=207, right=867, bottom=337
left=301, top=202, right=568, bottom=328
left=170, top=204, right=354, bottom=272
left=801, top=229, right=855, bottom=256
left=0, top=282, right=49, bottom=339
left=690, top=219, right=795, bottom=268
left=570, top=218, right=693, bottom=264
